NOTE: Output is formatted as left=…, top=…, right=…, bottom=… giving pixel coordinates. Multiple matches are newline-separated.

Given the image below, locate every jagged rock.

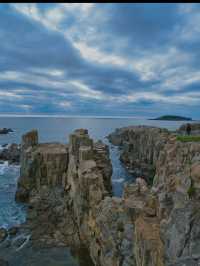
left=16, top=131, right=69, bottom=202
left=0, top=144, right=20, bottom=163
left=0, top=228, right=7, bottom=243
left=0, top=128, right=13, bottom=134
left=15, top=126, right=200, bottom=266
left=109, top=125, right=200, bottom=265
left=21, top=129, right=38, bottom=149
left=8, top=227, right=19, bottom=236
left=16, top=128, right=113, bottom=259
left=108, top=126, right=170, bottom=183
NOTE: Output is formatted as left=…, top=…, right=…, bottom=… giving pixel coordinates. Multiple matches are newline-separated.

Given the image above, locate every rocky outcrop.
left=0, top=144, right=20, bottom=163
left=108, top=126, right=170, bottom=183
left=15, top=130, right=68, bottom=202
left=15, top=126, right=200, bottom=266
left=15, top=129, right=114, bottom=255
left=109, top=125, right=200, bottom=265
left=0, top=128, right=13, bottom=134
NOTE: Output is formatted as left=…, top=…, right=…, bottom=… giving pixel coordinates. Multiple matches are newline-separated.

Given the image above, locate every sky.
left=0, top=3, right=200, bottom=118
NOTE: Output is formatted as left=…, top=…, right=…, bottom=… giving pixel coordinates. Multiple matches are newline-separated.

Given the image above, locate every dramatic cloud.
left=0, top=3, right=200, bottom=118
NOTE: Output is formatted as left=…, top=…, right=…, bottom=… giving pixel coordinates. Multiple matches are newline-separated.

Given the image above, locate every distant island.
left=149, top=115, right=192, bottom=121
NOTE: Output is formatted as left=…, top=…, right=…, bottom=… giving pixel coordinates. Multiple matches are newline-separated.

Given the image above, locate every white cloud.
left=59, top=101, right=72, bottom=108
left=17, top=104, right=32, bottom=110
left=6, top=3, right=200, bottom=113
left=0, top=91, right=23, bottom=100
left=70, top=80, right=104, bottom=100
left=119, top=91, right=200, bottom=106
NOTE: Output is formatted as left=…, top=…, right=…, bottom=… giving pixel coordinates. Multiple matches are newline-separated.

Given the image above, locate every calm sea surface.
left=0, top=116, right=198, bottom=265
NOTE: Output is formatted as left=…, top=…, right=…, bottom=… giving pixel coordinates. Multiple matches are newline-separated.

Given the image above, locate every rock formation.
left=14, top=126, right=200, bottom=266
left=0, top=128, right=13, bottom=134
left=0, top=143, right=20, bottom=163
left=109, top=125, right=200, bottom=265
left=108, top=126, right=170, bottom=183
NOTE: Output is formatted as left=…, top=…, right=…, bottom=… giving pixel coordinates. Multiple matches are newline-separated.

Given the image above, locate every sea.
left=0, top=116, right=197, bottom=265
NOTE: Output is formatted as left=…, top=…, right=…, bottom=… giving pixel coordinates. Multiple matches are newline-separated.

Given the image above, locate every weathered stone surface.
left=15, top=125, right=200, bottom=266
left=108, top=125, right=200, bottom=265
left=8, top=227, right=19, bottom=236
left=0, top=144, right=20, bottom=163
left=16, top=129, right=113, bottom=264
left=108, top=126, right=170, bottom=183
left=0, top=228, right=7, bottom=243
left=0, top=128, right=13, bottom=134
left=16, top=135, right=68, bottom=202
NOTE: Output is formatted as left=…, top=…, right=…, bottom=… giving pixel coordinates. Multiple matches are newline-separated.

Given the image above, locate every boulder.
left=0, top=128, right=13, bottom=134
left=0, top=228, right=7, bottom=243
left=0, top=143, right=20, bottom=163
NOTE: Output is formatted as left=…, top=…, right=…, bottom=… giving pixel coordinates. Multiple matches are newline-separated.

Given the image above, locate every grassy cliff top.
left=176, top=135, right=200, bottom=142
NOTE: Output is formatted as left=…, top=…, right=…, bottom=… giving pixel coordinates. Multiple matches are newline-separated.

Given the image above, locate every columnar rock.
left=153, top=138, right=200, bottom=265
left=16, top=129, right=68, bottom=202
left=108, top=126, right=170, bottom=183
left=67, top=129, right=112, bottom=245
left=109, top=125, right=200, bottom=265
left=15, top=129, right=115, bottom=261
left=15, top=126, right=200, bottom=266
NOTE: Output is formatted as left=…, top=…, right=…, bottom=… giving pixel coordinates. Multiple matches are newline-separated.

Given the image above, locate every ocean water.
left=0, top=116, right=197, bottom=229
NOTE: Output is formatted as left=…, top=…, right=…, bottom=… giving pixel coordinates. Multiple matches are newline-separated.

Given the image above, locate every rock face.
left=109, top=125, right=200, bottom=265
left=0, top=128, right=13, bottom=134
left=0, top=143, right=20, bottom=163
left=16, top=126, right=200, bottom=266
left=108, top=126, right=170, bottom=183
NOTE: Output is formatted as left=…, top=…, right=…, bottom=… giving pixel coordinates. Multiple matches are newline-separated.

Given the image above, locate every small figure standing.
left=186, top=123, right=191, bottom=135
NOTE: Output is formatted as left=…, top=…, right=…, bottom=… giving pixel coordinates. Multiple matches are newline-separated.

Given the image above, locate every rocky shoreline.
left=1, top=125, right=200, bottom=265
left=0, top=143, right=20, bottom=164
left=0, top=128, right=13, bottom=135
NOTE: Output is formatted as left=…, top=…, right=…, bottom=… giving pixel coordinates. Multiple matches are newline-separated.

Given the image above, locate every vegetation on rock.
left=176, top=135, right=200, bottom=142
left=150, top=115, right=192, bottom=121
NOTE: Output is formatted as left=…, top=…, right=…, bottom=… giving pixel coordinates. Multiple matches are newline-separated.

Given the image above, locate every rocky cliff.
left=108, top=126, right=170, bottom=183
left=15, top=126, right=200, bottom=266
left=109, top=126, right=200, bottom=265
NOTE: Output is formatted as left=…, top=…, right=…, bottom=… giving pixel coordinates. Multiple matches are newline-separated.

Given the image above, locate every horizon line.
left=0, top=114, right=148, bottom=119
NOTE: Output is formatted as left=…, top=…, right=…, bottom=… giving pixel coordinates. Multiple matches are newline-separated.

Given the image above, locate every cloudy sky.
left=0, top=3, right=200, bottom=118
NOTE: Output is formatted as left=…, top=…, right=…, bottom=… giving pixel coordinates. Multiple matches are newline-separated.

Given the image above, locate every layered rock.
left=153, top=138, right=200, bottom=265
left=15, top=129, right=114, bottom=258
left=15, top=126, right=200, bottom=266
left=16, top=129, right=68, bottom=202
left=109, top=125, right=200, bottom=265
left=108, top=126, right=170, bottom=183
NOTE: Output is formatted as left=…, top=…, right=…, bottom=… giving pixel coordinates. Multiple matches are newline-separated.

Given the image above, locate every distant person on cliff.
left=186, top=123, right=191, bottom=135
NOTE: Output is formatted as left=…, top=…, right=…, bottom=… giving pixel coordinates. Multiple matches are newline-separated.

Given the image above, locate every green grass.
left=176, top=135, right=200, bottom=142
